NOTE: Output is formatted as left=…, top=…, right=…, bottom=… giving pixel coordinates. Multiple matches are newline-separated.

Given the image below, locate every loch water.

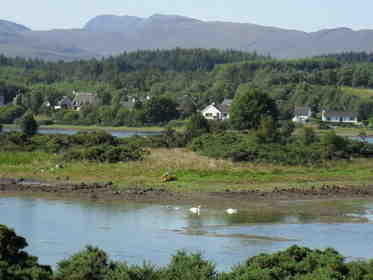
left=2, top=196, right=373, bottom=271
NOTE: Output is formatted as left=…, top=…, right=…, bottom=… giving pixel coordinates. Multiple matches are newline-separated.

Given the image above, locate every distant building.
left=201, top=99, right=232, bottom=120
left=72, top=91, right=98, bottom=110
left=55, top=96, right=73, bottom=110
left=322, top=110, right=358, bottom=124
left=0, top=94, right=4, bottom=107
left=292, top=106, right=312, bottom=123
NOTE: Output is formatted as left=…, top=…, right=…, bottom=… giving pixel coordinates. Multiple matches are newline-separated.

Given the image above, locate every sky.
left=2, top=0, right=373, bottom=32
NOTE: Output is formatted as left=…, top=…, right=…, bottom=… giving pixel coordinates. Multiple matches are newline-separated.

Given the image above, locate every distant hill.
left=0, top=19, right=30, bottom=33
left=1, top=15, right=373, bottom=61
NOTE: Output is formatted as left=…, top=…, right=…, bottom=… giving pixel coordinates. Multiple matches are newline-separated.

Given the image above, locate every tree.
left=230, top=85, right=278, bottom=130
left=20, top=112, right=38, bottom=136
left=185, top=113, right=210, bottom=138
left=144, top=96, right=179, bottom=125
left=55, top=246, right=113, bottom=280
left=255, top=117, right=280, bottom=143
left=0, top=224, right=52, bottom=280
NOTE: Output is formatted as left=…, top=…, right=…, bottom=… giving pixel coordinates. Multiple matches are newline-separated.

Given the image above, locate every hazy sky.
left=2, top=1, right=373, bottom=32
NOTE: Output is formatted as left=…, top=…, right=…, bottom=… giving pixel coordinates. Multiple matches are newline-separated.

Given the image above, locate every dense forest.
left=1, top=49, right=373, bottom=126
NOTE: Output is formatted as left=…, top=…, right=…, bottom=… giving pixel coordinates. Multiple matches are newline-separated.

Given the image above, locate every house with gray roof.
left=201, top=99, right=232, bottom=120
left=55, top=96, right=73, bottom=110
left=292, top=106, right=312, bottom=123
left=72, top=91, right=99, bottom=110
left=322, top=110, right=358, bottom=124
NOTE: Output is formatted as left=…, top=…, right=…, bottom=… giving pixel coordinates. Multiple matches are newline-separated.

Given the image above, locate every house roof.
left=221, top=99, right=233, bottom=106
left=58, top=96, right=72, bottom=106
left=323, top=110, right=357, bottom=118
left=216, top=103, right=230, bottom=114
left=294, top=106, right=311, bottom=116
left=72, top=92, right=98, bottom=106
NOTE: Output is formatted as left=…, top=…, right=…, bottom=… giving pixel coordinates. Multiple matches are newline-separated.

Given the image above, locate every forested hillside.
left=1, top=49, right=373, bottom=126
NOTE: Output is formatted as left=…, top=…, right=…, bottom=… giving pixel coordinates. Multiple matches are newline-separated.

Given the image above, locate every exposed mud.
left=1, top=178, right=373, bottom=207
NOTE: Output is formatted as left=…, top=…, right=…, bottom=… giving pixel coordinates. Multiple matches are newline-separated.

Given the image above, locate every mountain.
left=1, top=15, right=373, bottom=61
left=0, top=19, right=30, bottom=34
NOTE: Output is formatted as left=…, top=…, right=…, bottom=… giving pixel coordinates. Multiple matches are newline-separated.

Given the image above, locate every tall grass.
left=0, top=151, right=54, bottom=165
left=1, top=148, right=373, bottom=192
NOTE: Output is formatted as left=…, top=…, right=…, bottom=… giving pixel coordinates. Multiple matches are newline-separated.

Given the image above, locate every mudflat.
left=1, top=178, right=373, bottom=210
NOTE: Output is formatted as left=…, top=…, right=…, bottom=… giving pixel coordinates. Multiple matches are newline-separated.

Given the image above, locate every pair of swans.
left=189, top=206, right=238, bottom=215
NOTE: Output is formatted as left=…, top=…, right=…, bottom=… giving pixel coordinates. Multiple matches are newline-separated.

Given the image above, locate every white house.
left=201, top=99, right=232, bottom=120
left=72, top=91, right=99, bottom=110
left=292, top=106, right=312, bottom=123
left=322, top=110, right=358, bottom=124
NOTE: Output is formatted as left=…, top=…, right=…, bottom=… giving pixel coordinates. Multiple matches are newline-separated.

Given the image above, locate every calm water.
left=3, top=127, right=161, bottom=138
left=1, top=197, right=373, bottom=271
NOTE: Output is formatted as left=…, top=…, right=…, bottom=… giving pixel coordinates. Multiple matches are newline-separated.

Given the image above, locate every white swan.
left=190, top=205, right=201, bottom=215
left=226, top=208, right=238, bottom=214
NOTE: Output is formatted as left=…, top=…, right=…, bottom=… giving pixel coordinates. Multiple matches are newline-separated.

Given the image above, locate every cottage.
left=55, top=96, right=73, bottom=110
left=0, top=94, right=4, bottom=107
left=201, top=99, right=232, bottom=120
left=292, top=106, right=312, bottom=123
left=72, top=91, right=98, bottom=110
left=322, top=110, right=358, bottom=124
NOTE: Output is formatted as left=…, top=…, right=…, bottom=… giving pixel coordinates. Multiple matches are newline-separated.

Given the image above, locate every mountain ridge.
left=1, top=14, right=373, bottom=61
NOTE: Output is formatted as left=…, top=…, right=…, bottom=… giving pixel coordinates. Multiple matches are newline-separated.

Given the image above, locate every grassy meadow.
left=342, top=86, right=373, bottom=99
left=1, top=148, right=373, bottom=192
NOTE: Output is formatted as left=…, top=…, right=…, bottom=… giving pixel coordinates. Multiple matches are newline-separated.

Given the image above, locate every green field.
left=342, top=86, right=373, bottom=99
left=1, top=149, right=373, bottom=192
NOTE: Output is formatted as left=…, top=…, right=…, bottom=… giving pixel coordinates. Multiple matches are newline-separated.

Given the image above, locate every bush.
left=0, top=105, right=26, bottom=124
left=224, top=246, right=348, bottom=280
left=0, top=224, right=52, bottom=280
left=20, top=112, right=39, bottom=136
left=161, top=251, right=217, bottom=280
left=185, top=113, right=210, bottom=138
left=37, top=119, right=54, bottom=126
left=190, top=130, right=370, bottom=165
left=72, top=130, right=117, bottom=146
left=63, top=144, right=148, bottom=163
left=55, top=246, right=114, bottom=280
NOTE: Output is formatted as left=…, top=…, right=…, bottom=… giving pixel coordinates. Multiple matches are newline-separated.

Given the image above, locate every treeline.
left=318, top=51, right=373, bottom=63
left=3, top=224, right=373, bottom=280
left=1, top=49, right=373, bottom=126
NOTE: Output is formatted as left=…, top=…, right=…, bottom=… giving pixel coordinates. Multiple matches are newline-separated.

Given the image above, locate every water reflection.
left=1, top=196, right=373, bottom=271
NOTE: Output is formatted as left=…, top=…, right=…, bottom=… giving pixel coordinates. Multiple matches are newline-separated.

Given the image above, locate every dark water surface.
left=1, top=196, right=373, bottom=271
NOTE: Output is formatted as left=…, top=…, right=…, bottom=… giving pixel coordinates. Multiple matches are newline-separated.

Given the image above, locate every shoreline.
left=2, top=178, right=373, bottom=209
